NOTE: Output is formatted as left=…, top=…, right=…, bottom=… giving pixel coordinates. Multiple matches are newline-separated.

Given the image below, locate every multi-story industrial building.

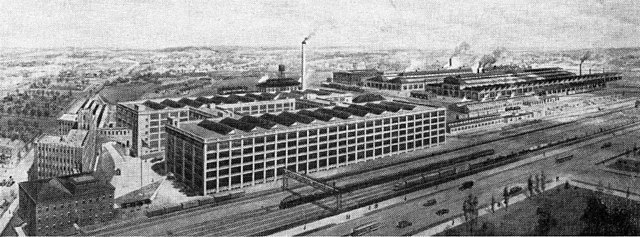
left=425, top=68, right=621, bottom=101
left=116, top=93, right=299, bottom=159
left=30, top=129, right=97, bottom=180
left=165, top=101, right=446, bottom=195
left=18, top=173, right=115, bottom=236
left=365, top=68, right=473, bottom=91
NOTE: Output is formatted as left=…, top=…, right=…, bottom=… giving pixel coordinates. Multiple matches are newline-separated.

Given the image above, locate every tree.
left=503, top=186, right=510, bottom=209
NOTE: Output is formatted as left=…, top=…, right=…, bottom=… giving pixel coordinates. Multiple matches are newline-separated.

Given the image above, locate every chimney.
left=449, top=57, right=453, bottom=68
left=589, top=68, right=591, bottom=74
left=579, top=62, right=582, bottom=76
left=476, top=61, right=482, bottom=73
left=301, top=40, right=306, bottom=91
left=278, top=64, right=286, bottom=78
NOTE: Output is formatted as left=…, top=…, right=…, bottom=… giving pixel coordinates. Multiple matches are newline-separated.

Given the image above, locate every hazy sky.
left=1, top=0, right=639, bottom=50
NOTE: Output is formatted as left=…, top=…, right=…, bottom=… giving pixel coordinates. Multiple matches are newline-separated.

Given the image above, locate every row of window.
left=196, top=140, right=443, bottom=190
left=211, top=130, right=444, bottom=159
left=207, top=120, right=445, bottom=151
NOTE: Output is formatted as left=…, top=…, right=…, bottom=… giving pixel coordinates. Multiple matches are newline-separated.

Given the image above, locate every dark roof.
left=298, top=110, right=333, bottom=121
left=333, top=106, right=368, bottom=117
left=256, top=78, right=301, bottom=88
left=18, top=173, right=114, bottom=203
left=350, top=104, right=385, bottom=115
left=197, top=120, right=234, bottom=135
left=228, top=94, right=255, bottom=103
left=142, top=100, right=166, bottom=110
left=397, top=68, right=472, bottom=76
left=238, top=116, right=277, bottom=129
left=353, top=94, right=386, bottom=103
left=381, top=101, right=416, bottom=110
left=261, top=113, right=297, bottom=126
left=219, top=118, right=258, bottom=132
left=278, top=111, right=315, bottom=124
left=160, top=99, right=185, bottom=108
left=316, top=108, right=351, bottom=119
left=178, top=98, right=204, bottom=107
left=260, top=93, right=278, bottom=100
left=365, top=102, right=401, bottom=113
left=244, top=93, right=270, bottom=101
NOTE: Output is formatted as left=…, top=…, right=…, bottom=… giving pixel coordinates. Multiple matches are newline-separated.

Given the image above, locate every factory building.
left=365, top=68, right=473, bottom=91
left=30, top=129, right=97, bottom=180
left=425, top=68, right=621, bottom=101
left=18, top=173, right=115, bottom=236
left=165, top=101, right=446, bottom=195
left=255, top=78, right=301, bottom=93
left=332, top=69, right=383, bottom=86
left=116, top=93, right=301, bottom=159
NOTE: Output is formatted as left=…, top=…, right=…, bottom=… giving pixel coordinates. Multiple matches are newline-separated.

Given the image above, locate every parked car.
left=459, top=181, right=474, bottom=191
left=436, top=209, right=449, bottom=216
left=601, top=142, right=612, bottom=149
left=423, top=199, right=437, bottom=207
left=396, top=220, right=412, bottom=228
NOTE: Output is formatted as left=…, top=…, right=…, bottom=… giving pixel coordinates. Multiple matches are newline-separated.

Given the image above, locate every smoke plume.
left=452, top=41, right=471, bottom=57
left=258, top=74, right=269, bottom=83
left=479, top=47, right=507, bottom=67
left=303, top=31, right=316, bottom=44
left=580, top=51, right=591, bottom=63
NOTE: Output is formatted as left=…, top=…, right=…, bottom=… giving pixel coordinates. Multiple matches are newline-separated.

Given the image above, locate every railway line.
left=172, top=119, right=640, bottom=236
left=90, top=105, right=638, bottom=236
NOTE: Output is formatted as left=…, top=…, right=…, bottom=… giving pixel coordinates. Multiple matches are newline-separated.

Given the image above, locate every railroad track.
left=182, top=119, right=640, bottom=236
left=90, top=106, right=637, bottom=236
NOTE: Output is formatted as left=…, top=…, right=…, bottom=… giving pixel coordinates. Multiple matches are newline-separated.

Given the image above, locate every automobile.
left=601, top=142, right=612, bottom=149
left=436, top=209, right=449, bottom=216
left=422, top=199, right=437, bottom=207
left=459, top=181, right=474, bottom=191
left=508, top=186, right=523, bottom=196
left=396, top=220, right=412, bottom=229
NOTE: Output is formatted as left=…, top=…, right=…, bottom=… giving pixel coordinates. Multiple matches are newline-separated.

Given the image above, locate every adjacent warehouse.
left=165, top=101, right=446, bottom=195
left=425, top=68, right=621, bottom=101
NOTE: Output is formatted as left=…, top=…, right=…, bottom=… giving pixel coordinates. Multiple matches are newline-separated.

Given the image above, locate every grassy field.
left=100, top=82, right=160, bottom=103
left=438, top=186, right=640, bottom=236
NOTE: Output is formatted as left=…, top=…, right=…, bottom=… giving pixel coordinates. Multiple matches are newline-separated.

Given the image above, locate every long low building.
left=426, top=68, right=621, bottom=101
left=165, top=101, right=447, bottom=195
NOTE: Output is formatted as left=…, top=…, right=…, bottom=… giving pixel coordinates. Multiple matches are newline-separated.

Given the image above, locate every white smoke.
left=404, top=58, right=424, bottom=72
left=258, top=74, right=269, bottom=83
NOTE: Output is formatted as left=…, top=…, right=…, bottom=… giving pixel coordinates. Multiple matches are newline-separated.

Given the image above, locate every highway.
left=89, top=105, right=640, bottom=236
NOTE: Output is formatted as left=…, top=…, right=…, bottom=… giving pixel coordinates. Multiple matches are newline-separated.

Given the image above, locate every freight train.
left=146, top=191, right=244, bottom=217
left=279, top=149, right=494, bottom=209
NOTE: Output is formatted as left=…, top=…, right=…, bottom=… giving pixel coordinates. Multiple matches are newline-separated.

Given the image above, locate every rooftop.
left=171, top=101, right=441, bottom=141
left=255, top=78, right=301, bottom=88
left=18, top=173, right=114, bottom=203
left=58, top=113, right=78, bottom=122
left=37, top=129, right=88, bottom=147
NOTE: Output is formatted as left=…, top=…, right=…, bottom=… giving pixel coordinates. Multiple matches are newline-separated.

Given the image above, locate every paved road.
left=89, top=106, right=639, bottom=236
left=310, top=122, right=640, bottom=236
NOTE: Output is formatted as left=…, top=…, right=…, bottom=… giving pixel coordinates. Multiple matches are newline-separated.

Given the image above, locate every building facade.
left=116, top=93, right=298, bottom=159
left=165, top=101, right=447, bottom=195
left=332, top=69, right=383, bottom=86
left=18, top=173, right=115, bottom=236
left=365, top=68, right=473, bottom=91
left=31, top=129, right=97, bottom=180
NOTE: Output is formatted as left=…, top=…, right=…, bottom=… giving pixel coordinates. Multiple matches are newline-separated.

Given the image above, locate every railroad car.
left=555, top=154, right=574, bottom=163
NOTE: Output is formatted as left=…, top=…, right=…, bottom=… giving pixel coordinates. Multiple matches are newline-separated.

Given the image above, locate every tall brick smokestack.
left=449, top=58, right=453, bottom=68
left=301, top=40, right=307, bottom=91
